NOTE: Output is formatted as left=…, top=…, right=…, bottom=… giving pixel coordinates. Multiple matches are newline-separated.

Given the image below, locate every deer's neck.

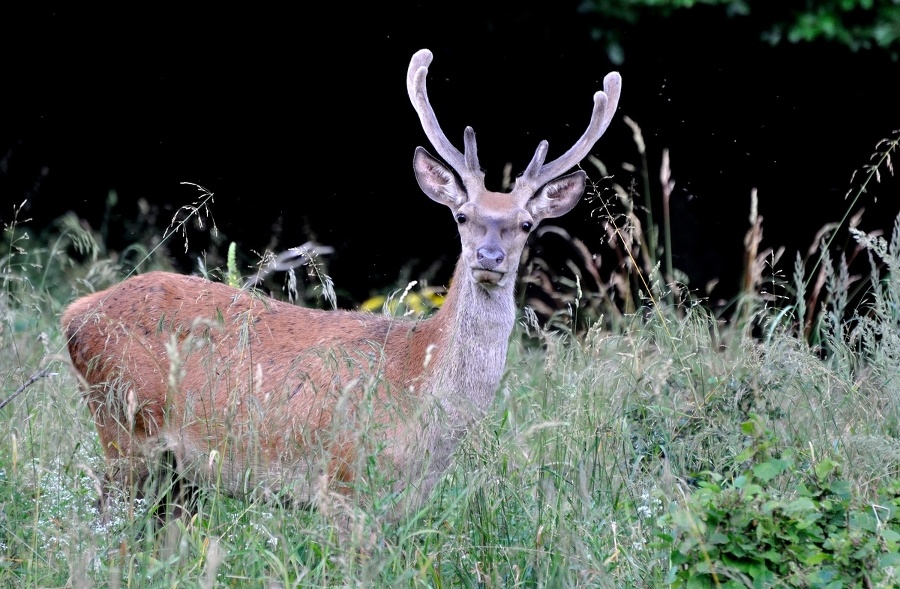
left=391, top=262, right=517, bottom=505
left=418, top=263, right=516, bottom=424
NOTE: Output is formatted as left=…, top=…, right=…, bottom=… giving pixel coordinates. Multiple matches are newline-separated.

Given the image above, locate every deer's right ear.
left=526, top=170, right=586, bottom=221
left=413, top=147, right=467, bottom=208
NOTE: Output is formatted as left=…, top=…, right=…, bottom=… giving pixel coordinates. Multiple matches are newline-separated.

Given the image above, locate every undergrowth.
left=0, top=129, right=898, bottom=587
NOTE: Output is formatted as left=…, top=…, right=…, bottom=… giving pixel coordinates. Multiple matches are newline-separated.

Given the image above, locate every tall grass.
left=1, top=131, right=899, bottom=587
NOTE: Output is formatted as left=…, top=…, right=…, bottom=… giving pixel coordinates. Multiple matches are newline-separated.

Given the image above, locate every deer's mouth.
left=472, top=268, right=504, bottom=285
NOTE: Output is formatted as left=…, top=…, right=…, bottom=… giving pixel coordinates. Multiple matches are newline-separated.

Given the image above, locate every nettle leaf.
left=881, top=529, right=900, bottom=544
left=697, top=479, right=723, bottom=492
left=815, top=457, right=838, bottom=480
left=795, top=481, right=815, bottom=498
left=801, top=551, right=829, bottom=566
left=851, top=538, right=880, bottom=560
left=741, top=483, right=764, bottom=498
left=828, top=480, right=852, bottom=500
left=782, top=496, right=817, bottom=517
left=761, top=549, right=785, bottom=564
left=807, top=565, right=841, bottom=586
left=734, top=446, right=755, bottom=463
left=656, top=531, right=675, bottom=543
left=747, top=564, right=776, bottom=586
left=684, top=575, right=716, bottom=589
left=673, top=508, right=706, bottom=535
left=753, top=459, right=790, bottom=483
left=678, top=537, right=702, bottom=555
left=793, top=511, right=824, bottom=531
left=761, top=498, right=781, bottom=516
left=849, top=511, right=879, bottom=533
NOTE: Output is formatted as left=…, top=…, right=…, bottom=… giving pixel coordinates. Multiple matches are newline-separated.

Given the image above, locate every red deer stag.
left=62, top=49, right=621, bottom=519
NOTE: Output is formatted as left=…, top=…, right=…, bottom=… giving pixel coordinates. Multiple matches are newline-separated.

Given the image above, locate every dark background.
left=2, top=3, right=898, bottom=308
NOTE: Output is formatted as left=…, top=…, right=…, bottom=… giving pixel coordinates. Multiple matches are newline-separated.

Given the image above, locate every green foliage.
left=586, top=0, right=747, bottom=22
left=768, top=0, right=900, bottom=50
left=4, top=231, right=900, bottom=585
left=581, top=0, right=900, bottom=62
left=658, top=418, right=900, bottom=588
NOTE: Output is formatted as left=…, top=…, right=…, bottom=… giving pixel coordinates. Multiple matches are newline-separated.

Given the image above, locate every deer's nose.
left=476, top=246, right=505, bottom=270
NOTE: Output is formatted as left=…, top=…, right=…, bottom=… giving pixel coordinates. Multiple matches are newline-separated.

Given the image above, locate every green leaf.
left=802, top=551, right=829, bottom=566
left=881, top=529, right=900, bottom=543
left=747, top=563, right=776, bottom=585
left=755, top=549, right=782, bottom=564
left=828, top=480, right=852, bottom=499
left=698, top=480, right=723, bottom=493
left=685, top=575, right=715, bottom=589
left=734, top=447, right=755, bottom=463
left=673, top=509, right=706, bottom=534
left=815, top=458, right=838, bottom=480
left=656, top=531, right=675, bottom=543
left=741, top=483, right=764, bottom=499
left=740, top=418, right=760, bottom=436
left=678, top=537, right=701, bottom=555
left=753, top=459, right=789, bottom=483
left=849, top=511, right=878, bottom=533
left=782, top=496, right=816, bottom=517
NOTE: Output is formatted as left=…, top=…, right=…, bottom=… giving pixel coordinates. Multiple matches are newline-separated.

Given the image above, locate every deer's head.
left=407, top=49, right=621, bottom=291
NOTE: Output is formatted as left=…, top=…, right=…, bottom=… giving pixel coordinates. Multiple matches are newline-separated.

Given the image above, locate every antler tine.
left=406, top=49, right=433, bottom=103
left=518, top=71, right=622, bottom=190
left=408, top=49, right=482, bottom=180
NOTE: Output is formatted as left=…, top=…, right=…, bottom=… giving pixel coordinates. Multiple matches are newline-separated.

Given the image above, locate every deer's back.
left=62, top=272, right=430, bottom=462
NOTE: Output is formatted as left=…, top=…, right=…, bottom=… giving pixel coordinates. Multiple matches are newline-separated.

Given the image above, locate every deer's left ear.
left=526, top=170, right=586, bottom=221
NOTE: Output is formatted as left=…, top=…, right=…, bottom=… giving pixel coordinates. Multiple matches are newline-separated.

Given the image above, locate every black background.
left=3, top=3, right=898, bottom=307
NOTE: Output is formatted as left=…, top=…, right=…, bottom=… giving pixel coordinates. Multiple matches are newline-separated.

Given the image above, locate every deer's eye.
left=521, top=221, right=533, bottom=233
left=456, top=214, right=467, bottom=225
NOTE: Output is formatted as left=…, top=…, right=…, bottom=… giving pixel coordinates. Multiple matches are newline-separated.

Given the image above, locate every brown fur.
left=61, top=48, right=621, bottom=520
left=63, top=271, right=453, bottom=507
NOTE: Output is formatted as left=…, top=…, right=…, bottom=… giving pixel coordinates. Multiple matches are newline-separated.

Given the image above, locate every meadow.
left=1, top=131, right=899, bottom=588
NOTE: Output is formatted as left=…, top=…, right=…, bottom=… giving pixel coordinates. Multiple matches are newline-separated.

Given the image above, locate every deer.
left=61, top=49, right=621, bottom=524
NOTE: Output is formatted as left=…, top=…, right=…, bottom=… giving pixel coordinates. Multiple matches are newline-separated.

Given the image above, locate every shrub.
left=658, top=418, right=900, bottom=588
